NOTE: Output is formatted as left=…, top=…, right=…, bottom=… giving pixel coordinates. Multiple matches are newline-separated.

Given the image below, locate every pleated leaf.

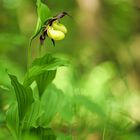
left=23, top=54, right=69, bottom=87
left=36, top=71, right=56, bottom=97
left=23, top=100, right=41, bottom=129
left=9, top=74, right=34, bottom=121
left=6, top=103, right=19, bottom=140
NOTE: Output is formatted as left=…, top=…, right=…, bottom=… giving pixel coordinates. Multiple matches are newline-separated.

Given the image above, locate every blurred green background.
left=1, top=0, right=140, bottom=139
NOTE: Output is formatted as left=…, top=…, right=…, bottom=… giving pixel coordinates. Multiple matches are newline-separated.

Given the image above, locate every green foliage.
left=30, top=0, right=51, bottom=45
left=29, top=127, right=56, bottom=140
left=9, top=75, right=34, bottom=121
left=1, top=0, right=140, bottom=140
left=36, top=0, right=51, bottom=24
left=6, top=52, right=69, bottom=139
left=23, top=100, right=41, bottom=129
left=24, top=54, right=69, bottom=96
left=6, top=52, right=106, bottom=139
left=36, top=71, right=56, bottom=97
left=57, top=134, right=72, bottom=140
left=6, top=103, right=19, bottom=140
left=40, top=84, right=64, bottom=126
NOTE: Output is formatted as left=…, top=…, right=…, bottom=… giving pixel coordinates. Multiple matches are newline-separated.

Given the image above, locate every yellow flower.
left=52, top=20, right=67, bottom=34
left=39, top=12, right=70, bottom=45
left=47, top=26, right=65, bottom=41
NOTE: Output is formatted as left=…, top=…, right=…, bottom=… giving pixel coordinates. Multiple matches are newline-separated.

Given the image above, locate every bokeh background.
left=1, top=0, right=140, bottom=139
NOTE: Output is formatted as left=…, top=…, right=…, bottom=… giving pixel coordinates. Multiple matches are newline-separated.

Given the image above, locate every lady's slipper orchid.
left=40, top=12, right=70, bottom=46
left=47, top=26, right=65, bottom=41
left=52, top=20, right=67, bottom=34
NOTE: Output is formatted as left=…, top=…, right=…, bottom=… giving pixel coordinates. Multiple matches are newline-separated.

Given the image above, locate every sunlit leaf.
left=9, top=74, right=34, bottom=121
left=6, top=103, right=19, bottom=140
left=32, top=54, right=68, bottom=67
left=23, top=54, right=69, bottom=87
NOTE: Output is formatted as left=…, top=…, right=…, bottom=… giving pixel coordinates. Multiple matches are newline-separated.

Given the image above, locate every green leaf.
left=73, top=94, right=105, bottom=117
left=23, top=54, right=69, bottom=87
left=30, top=127, right=56, bottom=140
left=30, top=18, right=42, bottom=46
left=32, top=54, right=57, bottom=96
left=9, top=74, right=34, bottom=121
left=37, top=0, right=51, bottom=24
left=39, top=84, right=64, bottom=126
left=30, top=0, right=51, bottom=45
left=32, top=53, right=69, bottom=67
left=6, top=103, right=19, bottom=140
left=23, top=100, right=42, bottom=129
left=36, top=71, right=56, bottom=97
